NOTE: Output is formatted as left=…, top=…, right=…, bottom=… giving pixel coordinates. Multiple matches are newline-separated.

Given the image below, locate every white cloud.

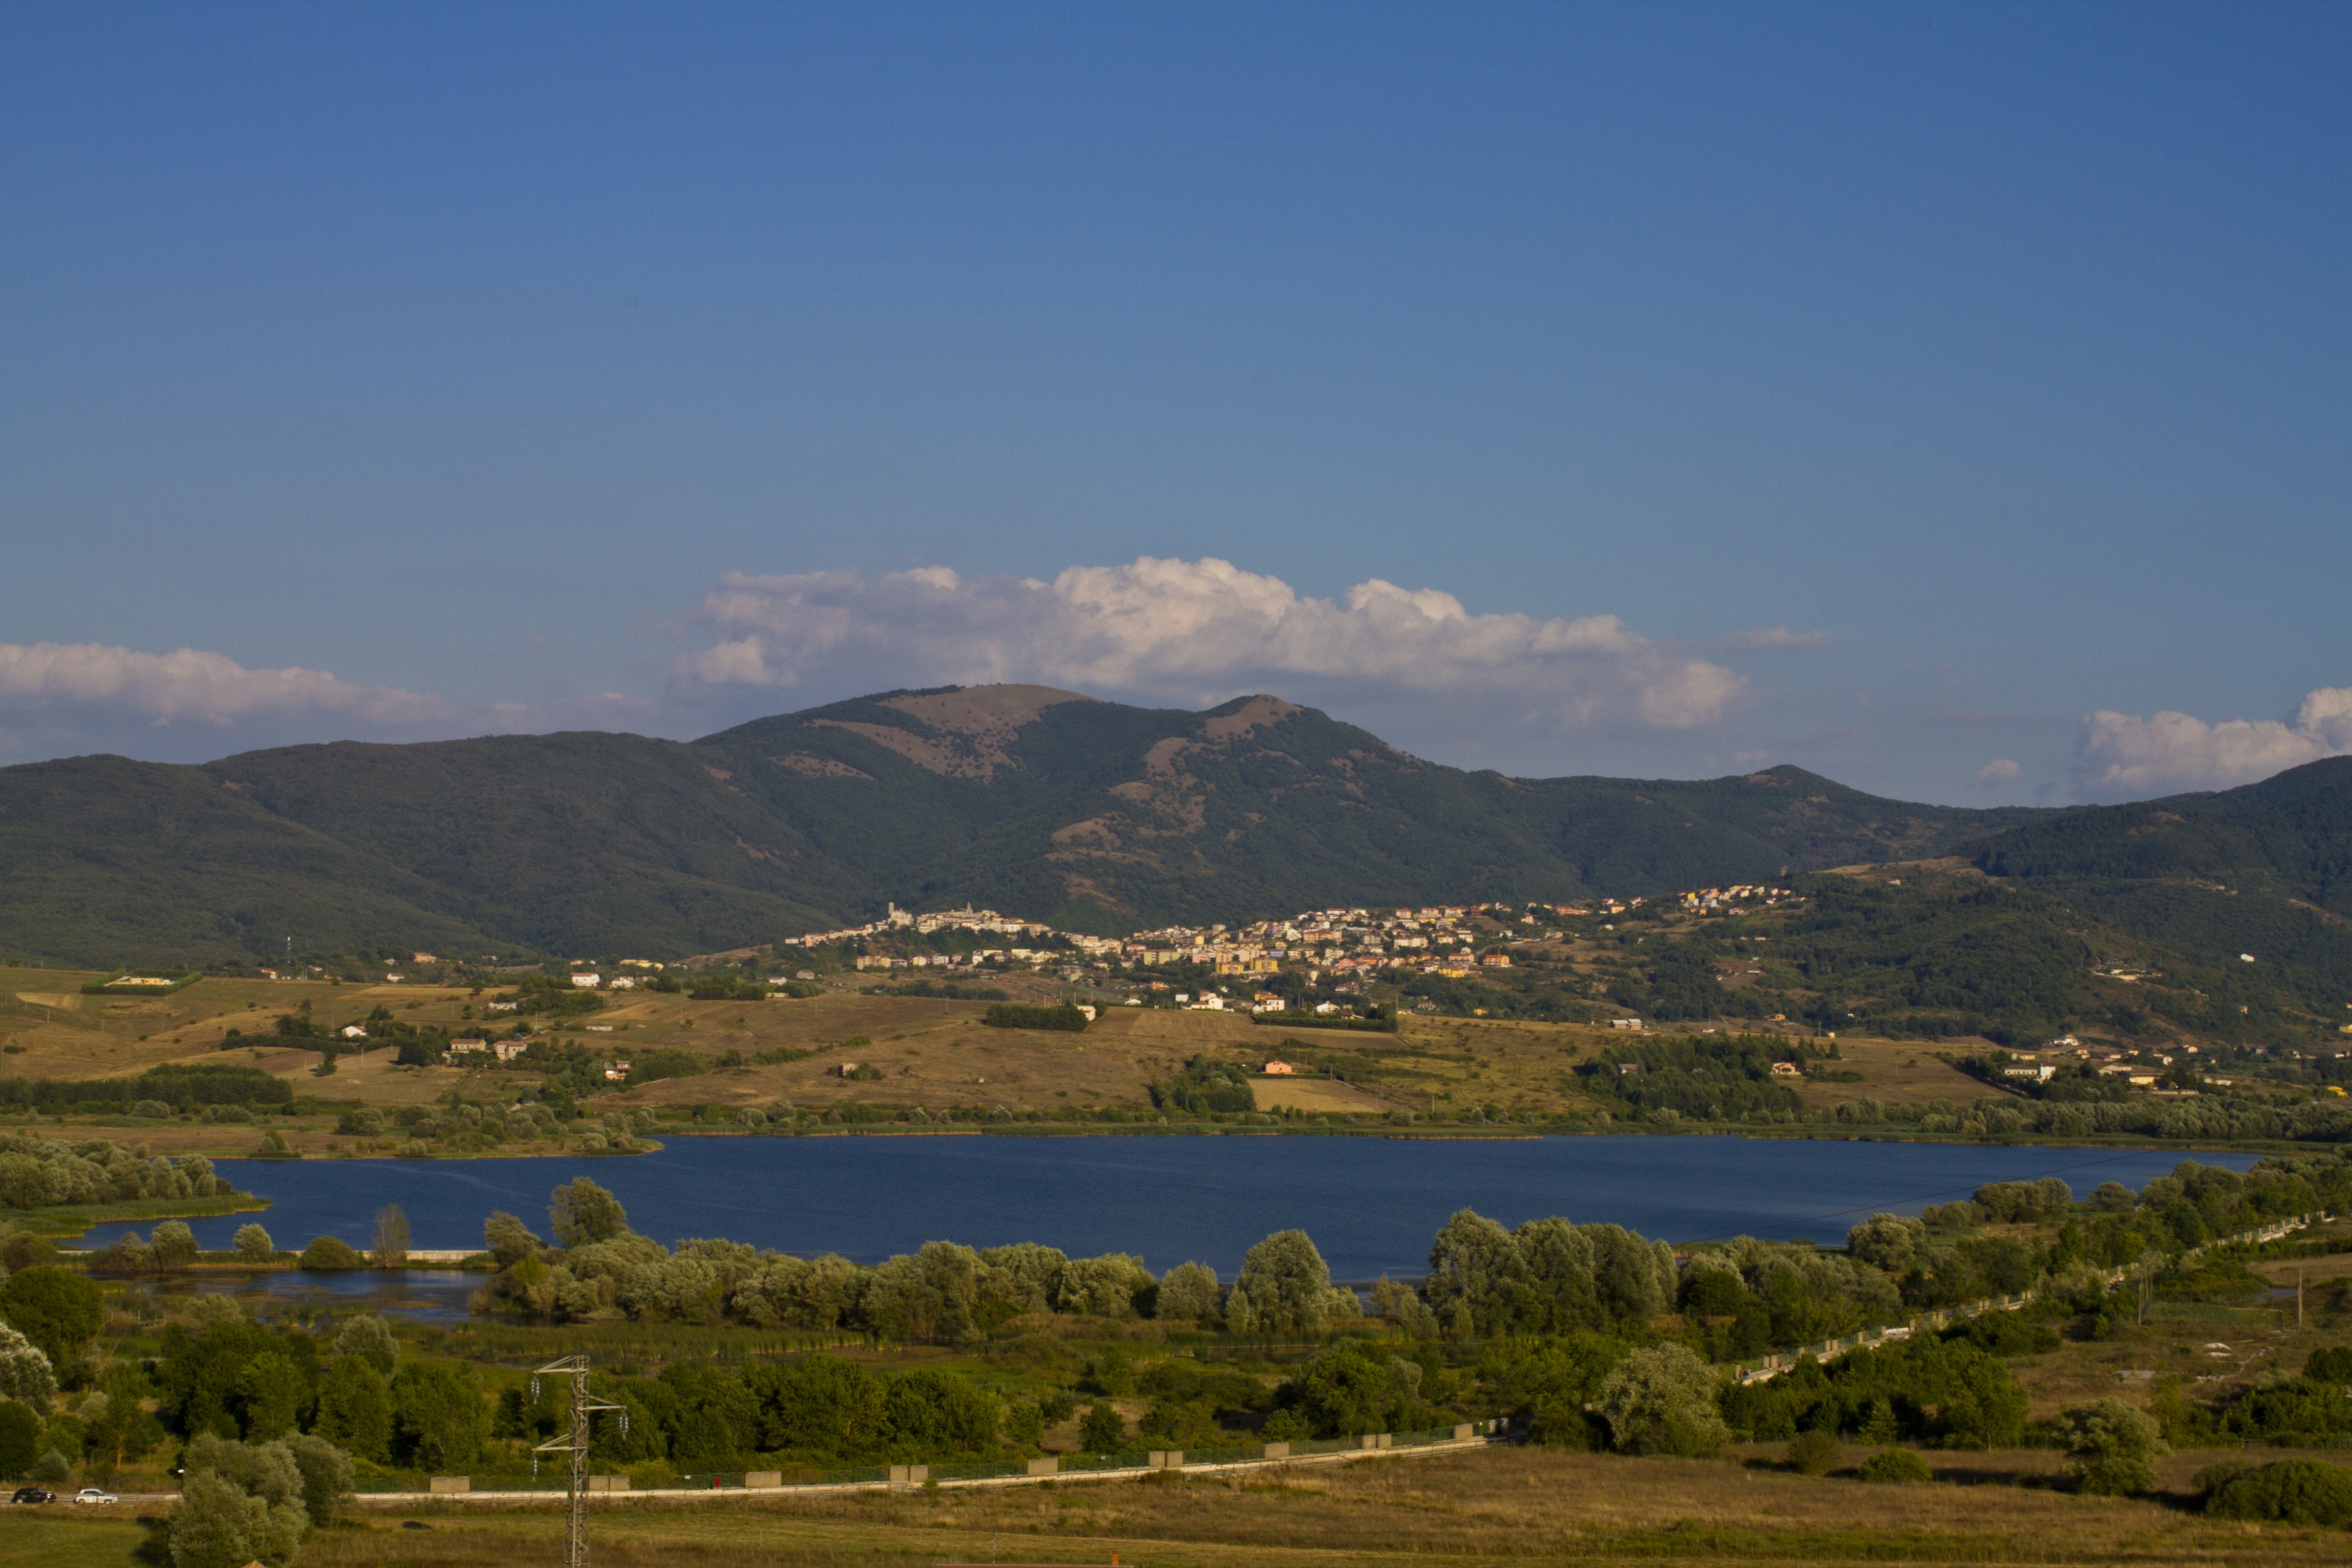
left=0, top=641, right=659, bottom=765
left=1977, top=758, right=2023, bottom=783
left=2073, top=685, right=2352, bottom=796
left=678, top=557, right=1747, bottom=733
left=0, top=642, right=450, bottom=726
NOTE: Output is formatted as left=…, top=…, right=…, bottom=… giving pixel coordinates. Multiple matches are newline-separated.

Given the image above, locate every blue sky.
left=3, top=2, right=2346, bottom=802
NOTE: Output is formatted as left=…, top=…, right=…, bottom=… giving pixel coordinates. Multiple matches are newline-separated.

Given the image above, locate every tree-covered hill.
left=1951, top=757, right=2352, bottom=1036
left=1, top=685, right=2057, bottom=965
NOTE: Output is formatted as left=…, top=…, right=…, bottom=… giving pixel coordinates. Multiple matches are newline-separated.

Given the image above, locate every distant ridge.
left=1, top=685, right=2065, bottom=965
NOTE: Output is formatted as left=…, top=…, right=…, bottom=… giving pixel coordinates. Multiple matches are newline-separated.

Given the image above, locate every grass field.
left=13, top=1444, right=2352, bottom=1568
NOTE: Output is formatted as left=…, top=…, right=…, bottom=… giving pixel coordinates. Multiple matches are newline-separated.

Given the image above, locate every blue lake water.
left=152, top=1134, right=2256, bottom=1283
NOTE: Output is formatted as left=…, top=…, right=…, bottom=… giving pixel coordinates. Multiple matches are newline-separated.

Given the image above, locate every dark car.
left=11, top=1487, right=56, bottom=1504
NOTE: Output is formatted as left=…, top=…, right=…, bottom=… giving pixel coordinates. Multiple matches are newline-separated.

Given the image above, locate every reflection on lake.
left=128, top=1134, right=2260, bottom=1287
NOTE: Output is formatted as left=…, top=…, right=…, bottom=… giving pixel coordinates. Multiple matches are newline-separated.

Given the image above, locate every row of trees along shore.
left=0, top=1151, right=2349, bottom=1562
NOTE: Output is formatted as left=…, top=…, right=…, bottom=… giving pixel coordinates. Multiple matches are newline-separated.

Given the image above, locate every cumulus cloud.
left=0, top=641, right=656, bottom=765
left=2073, top=686, right=2352, bottom=796
left=678, top=557, right=1747, bottom=731
left=1977, top=758, right=2023, bottom=783
left=0, top=642, right=451, bottom=727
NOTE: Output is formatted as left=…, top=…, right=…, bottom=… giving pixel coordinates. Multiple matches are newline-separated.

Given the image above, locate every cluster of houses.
left=1676, top=884, right=1796, bottom=914
left=1118, top=907, right=1538, bottom=983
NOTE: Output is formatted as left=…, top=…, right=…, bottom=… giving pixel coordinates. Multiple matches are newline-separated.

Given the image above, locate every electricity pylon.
left=533, top=1355, right=627, bottom=1568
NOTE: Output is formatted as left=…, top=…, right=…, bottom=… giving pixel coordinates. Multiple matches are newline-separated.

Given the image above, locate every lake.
left=154, top=1133, right=2255, bottom=1283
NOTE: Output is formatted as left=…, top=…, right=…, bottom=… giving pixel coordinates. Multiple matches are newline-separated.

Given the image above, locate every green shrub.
left=626, top=1049, right=706, bottom=1086
left=982, top=1003, right=1089, bottom=1032
left=1858, top=1448, right=1934, bottom=1483
left=1786, top=1428, right=1841, bottom=1475
left=2057, top=1398, right=2169, bottom=1496
left=298, top=1235, right=364, bottom=1271
left=1077, top=1403, right=1126, bottom=1451
left=2206, top=1458, right=2352, bottom=1525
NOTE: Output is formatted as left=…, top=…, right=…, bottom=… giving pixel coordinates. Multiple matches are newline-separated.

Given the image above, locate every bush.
left=2206, top=1458, right=2352, bottom=1525
left=0, top=1399, right=40, bottom=1477
left=168, top=1435, right=309, bottom=1568
left=982, top=1003, right=1089, bottom=1032
left=0, top=1323, right=56, bottom=1407
left=298, top=1235, right=364, bottom=1271
left=0, top=1267, right=102, bottom=1365
left=2058, top=1398, right=2169, bottom=1496
left=1786, top=1428, right=1841, bottom=1475
left=1596, top=1344, right=1730, bottom=1457
left=1858, top=1448, right=1934, bottom=1483
left=625, top=1049, right=705, bottom=1086
left=233, top=1224, right=276, bottom=1264
left=1077, top=1403, right=1126, bottom=1451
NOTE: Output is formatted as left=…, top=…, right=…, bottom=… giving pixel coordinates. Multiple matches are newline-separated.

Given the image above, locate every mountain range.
left=2, top=682, right=2346, bottom=974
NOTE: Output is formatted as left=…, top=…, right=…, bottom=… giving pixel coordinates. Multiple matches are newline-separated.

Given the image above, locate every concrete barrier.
left=1452, top=1424, right=1474, bottom=1441
left=888, top=1464, right=928, bottom=1488
left=1261, top=1442, right=1291, bottom=1460
left=744, top=1472, right=782, bottom=1489
left=1148, top=1450, right=1183, bottom=1469
left=586, top=1476, right=630, bottom=1493
left=1025, top=1458, right=1058, bottom=1477
left=429, top=1476, right=469, bottom=1495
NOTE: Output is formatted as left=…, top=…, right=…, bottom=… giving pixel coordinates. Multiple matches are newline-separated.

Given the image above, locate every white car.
left=74, top=1488, right=118, bottom=1505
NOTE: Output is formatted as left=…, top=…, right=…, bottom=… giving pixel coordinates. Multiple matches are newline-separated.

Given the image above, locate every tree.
left=1234, top=1230, right=1351, bottom=1333
left=0, top=1400, right=40, bottom=1477
left=81, top=1368, right=166, bottom=1476
left=1077, top=1403, right=1126, bottom=1451
left=0, top=1266, right=104, bottom=1365
left=151, top=1221, right=200, bottom=1269
left=390, top=1361, right=486, bottom=1469
left=1424, top=1210, right=1529, bottom=1335
left=298, top=1235, right=364, bottom=1271
left=280, top=1433, right=353, bottom=1527
left=2206, top=1458, right=2352, bottom=1525
left=0, top=1322, right=57, bottom=1407
left=371, top=1205, right=410, bottom=1269
left=332, top=1313, right=399, bottom=1376
left=1156, top=1261, right=1221, bottom=1321
left=1596, top=1344, right=1730, bottom=1457
left=484, top=1211, right=541, bottom=1265
left=1844, top=1214, right=1926, bottom=1273
left=2059, top=1398, right=2169, bottom=1495
left=548, top=1178, right=629, bottom=1246
left=232, top=1225, right=276, bottom=1264
left=1283, top=1340, right=1425, bottom=1437
left=235, top=1352, right=310, bottom=1442
left=167, top=1434, right=308, bottom=1568
left=312, top=1358, right=392, bottom=1462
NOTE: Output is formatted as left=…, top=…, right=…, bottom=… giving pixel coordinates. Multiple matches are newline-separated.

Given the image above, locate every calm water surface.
left=151, top=1134, right=2252, bottom=1283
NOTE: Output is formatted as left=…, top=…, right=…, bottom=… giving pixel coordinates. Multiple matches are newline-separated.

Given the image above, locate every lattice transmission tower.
left=532, top=1355, right=627, bottom=1568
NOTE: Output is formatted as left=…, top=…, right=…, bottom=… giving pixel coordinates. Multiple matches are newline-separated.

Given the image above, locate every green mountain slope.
left=0, top=754, right=494, bottom=965
left=0, top=684, right=2057, bottom=965
left=1958, top=757, right=2352, bottom=1030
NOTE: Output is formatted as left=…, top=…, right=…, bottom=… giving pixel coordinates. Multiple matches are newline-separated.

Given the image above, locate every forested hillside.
left=1951, top=758, right=2352, bottom=1042
left=2, top=683, right=2056, bottom=965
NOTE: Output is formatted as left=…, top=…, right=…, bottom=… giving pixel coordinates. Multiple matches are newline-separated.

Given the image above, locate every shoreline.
left=218, top=1123, right=2321, bottom=1159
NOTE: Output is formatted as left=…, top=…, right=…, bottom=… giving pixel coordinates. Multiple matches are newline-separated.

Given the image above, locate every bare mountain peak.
left=1198, top=694, right=1303, bottom=741
left=879, top=684, right=1096, bottom=736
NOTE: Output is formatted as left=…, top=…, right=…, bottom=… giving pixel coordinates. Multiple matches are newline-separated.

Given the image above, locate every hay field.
left=19, top=1443, right=2352, bottom=1568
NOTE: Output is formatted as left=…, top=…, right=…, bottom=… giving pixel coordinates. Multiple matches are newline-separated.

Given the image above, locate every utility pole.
left=533, top=1355, right=626, bottom=1568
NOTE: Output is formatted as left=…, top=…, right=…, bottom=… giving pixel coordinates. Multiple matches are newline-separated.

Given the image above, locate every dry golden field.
left=11, top=1442, right=2352, bottom=1568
